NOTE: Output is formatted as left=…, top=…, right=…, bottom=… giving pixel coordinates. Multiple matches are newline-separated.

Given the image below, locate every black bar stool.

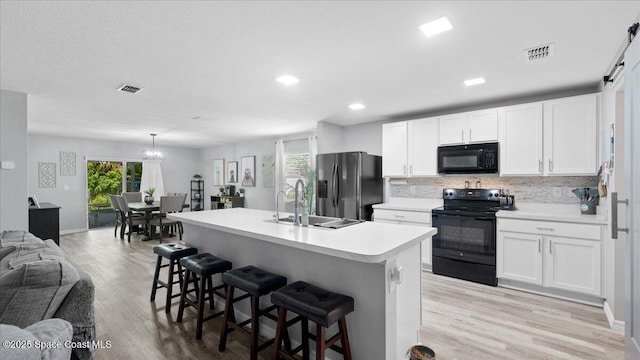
left=218, top=265, right=288, bottom=360
left=177, top=252, right=233, bottom=339
left=271, top=281, right=354, bottom=360
left=150, top=243, right=198, bottom=313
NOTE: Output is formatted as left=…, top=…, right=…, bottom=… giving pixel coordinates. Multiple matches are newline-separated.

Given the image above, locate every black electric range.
left=431, top=188, right=514, bottom=286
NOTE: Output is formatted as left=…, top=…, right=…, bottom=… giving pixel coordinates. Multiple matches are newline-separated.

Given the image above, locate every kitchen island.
left=168, top=208, right=436, bottom=360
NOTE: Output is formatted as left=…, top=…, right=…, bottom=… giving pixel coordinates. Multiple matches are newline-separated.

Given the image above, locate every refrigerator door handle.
left=331, top=164, right=337, bottom=208
left=335, top=165, right=340, bottom=209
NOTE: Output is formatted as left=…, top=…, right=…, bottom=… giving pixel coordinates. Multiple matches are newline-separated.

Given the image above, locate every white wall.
left=200, top=132, right=316, bottom=212
left=28, top=134, right=200, bottom=232
left=599, top=73, right=627, bottom=326
left=0, top=90, right=28, bottom=231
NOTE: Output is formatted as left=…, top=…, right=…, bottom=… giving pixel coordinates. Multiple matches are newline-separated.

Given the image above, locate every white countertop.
left=373, top=197, right=443, bottom=212
left=169, top=208, right=436, bottom=263
left=497, top=202, right=608, bottom=225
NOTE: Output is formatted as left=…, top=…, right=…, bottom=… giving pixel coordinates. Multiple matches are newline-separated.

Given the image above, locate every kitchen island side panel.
left=184, top=224, right=421, bottom=360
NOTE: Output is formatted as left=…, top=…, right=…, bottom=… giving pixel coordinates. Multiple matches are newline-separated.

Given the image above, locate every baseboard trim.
left=498, top=279, right=603, bottom=307
left=60, top=228, right=86, bottom=235
left=603, top=301, right=625, bottom=332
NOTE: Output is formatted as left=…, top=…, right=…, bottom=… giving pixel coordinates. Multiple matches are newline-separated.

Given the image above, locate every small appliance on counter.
left=431, top=188, right=515, bottom=286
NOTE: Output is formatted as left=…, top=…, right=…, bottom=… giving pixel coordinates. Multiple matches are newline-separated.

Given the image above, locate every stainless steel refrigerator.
left=316, top=152, right=383, bottom=221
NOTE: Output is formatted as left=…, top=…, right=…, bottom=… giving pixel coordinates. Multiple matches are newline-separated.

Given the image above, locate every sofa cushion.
left=0, top=259, right=80, bottom=327
left=0, top=319, right=73, bottom=360
left=0, top=230, right=41, bottom=246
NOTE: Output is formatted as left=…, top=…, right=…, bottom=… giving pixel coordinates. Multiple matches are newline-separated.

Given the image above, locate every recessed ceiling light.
left=275, top=75, right=299, bottom=86
left=419, top=17, right=452, bottom=37
left=349, top=103, right=365, bottom=110
left=464, top=77, right=486, bottom=86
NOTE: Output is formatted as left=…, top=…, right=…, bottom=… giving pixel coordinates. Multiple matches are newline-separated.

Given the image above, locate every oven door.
left=431, top=212, right=496, bottom=265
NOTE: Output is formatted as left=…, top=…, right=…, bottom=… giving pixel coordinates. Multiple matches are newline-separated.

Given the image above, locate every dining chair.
left=122, top=192, right=142, bottom=203
left=115, top=195, right=147, bottom=242
left=108, top=194, right=123, bottom=239
left=148, top=195, right=185, bottom=243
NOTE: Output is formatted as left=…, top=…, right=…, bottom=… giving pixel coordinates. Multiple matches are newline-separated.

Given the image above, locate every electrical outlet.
left=553, top=187, right=562, bottom=198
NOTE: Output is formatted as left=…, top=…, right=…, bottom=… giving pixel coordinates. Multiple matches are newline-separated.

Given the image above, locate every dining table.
left=127, top=202, right=160, bottom=240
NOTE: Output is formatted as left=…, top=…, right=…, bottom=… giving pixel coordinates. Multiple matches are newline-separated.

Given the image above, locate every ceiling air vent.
left=524, top=43, right=554, bottom=62
left=117, top=84, right=142, bottom=94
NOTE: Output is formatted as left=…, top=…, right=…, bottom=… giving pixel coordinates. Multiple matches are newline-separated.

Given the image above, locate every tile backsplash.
left=389, top=176, right=599, bottom=204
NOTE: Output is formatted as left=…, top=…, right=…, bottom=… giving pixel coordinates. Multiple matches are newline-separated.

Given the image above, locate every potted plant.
left=143, top=187, right=155, bottom=204
left=238, top=188, right=245, bottom=197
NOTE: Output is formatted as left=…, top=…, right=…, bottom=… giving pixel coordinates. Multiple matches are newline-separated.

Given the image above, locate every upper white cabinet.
left=498, top=103, right=544, bottom=175
left=438, top=109, right=498, bottom=145
left=498, top=93, right=599, bottom=176
left=382, top=117, right=438, bottom=177
left=382, top=122, right=409, bottom=177
left=543, top=94, right=598, bottom=175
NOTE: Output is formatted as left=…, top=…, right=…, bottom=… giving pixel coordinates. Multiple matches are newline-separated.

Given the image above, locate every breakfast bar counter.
left=169, top=208, right=436, bottom=360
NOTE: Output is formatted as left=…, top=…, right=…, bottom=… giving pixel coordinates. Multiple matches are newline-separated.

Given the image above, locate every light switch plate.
left=1, top=161, right=15, bottom=169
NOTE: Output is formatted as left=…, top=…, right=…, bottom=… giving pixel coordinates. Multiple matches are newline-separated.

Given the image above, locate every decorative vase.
left=144, top=195, right=154, bottom=204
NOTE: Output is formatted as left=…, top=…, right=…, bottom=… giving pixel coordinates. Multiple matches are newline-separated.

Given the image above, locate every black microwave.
left=437, top=142, right=499, bottom=174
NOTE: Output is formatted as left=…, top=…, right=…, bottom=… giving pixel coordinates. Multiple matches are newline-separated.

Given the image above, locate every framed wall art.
left=213, top=159, right=225, bottom=186
left=240, top=156, right=256, bottom=187
left=227, top=161, right=238, bottom=183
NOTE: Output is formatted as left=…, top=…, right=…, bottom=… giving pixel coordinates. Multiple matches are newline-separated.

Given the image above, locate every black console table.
left=29, top=202, right=61, bottom=245
left=211, top=195, right=244, bottom=210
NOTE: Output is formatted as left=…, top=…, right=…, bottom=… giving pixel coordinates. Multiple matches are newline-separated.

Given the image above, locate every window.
left=282, top=139, right=315, bottom=214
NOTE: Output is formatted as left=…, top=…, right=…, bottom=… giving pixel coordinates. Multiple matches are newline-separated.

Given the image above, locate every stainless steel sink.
left=266, top=215, right=363, bottom=229
left=315, top=218, right=363, bottom=229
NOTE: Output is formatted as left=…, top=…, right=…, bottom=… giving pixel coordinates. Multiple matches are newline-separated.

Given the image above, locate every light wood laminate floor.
left=59, top=228, right=623, bottom=359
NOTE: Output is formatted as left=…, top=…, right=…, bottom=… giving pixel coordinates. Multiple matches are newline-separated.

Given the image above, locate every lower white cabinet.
left=373, top=208, right=432, bottom=268
left=497, top=218, right=602, bottom=297
left=545, top=236, right=601, bottom=296
left=497, top=232, right=543, bottom=285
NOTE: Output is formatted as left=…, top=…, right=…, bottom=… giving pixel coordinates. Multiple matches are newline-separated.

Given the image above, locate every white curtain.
left=140, top=161, right=165, bottom=197
left=308, top=136, right=317, bottom=214
left=275, top=140, right=285, bottom=198
left=308, top=136, right=317, bottom=172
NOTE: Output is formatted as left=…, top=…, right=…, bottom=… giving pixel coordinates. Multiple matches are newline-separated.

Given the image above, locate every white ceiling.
left=1, top=1, right=639, bottom=148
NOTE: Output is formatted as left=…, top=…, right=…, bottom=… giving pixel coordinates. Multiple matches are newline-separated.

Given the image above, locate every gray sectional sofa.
left=0, top=230, right=95, bottom=360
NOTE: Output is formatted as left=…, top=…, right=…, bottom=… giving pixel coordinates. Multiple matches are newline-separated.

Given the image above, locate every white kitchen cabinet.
left=498, top=103, right=544, bottom=175
left=543, top=94, right=598, bottom=175
left=373, top=208, right=432, bottom=268
left=438, top=109, right=498, bottom=145
left=545, top=236, right=601, bottom=296
left=497, top=231, right=542, bottom=285
left=497, top=218, right=603, bottom=298
left=382, top=122, right=408, bottom=177
left=408, top=118, right=438, bottom=176
left=382, top=117, right=438, bottom=177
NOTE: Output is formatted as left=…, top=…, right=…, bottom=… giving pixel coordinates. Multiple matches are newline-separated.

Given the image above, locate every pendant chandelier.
left=143, top=133, right=164, bottom=160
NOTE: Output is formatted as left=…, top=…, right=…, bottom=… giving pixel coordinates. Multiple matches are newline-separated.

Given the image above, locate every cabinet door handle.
left=461, top=130, right=464, bottom=143
left=409, top=165, right=413, bottom=174
left=469, top=129, right=472, bottom=142
left=394, top=215, right=405, bottom=218
left=549, top=159, right=553, bottom=172
left=612, top=192, right=629, bottom=239
left=538, top=159, right=542, bottom=173
left=549, top=240, right=552, bottom=255
left=538, top=238, right=541, bottom=253
left=403, top=165, right=407, bottom=174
